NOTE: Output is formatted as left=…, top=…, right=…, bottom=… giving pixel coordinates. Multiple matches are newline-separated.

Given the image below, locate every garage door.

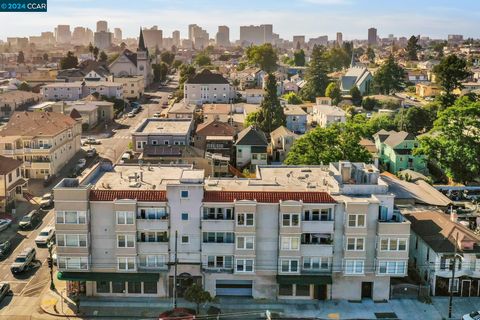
left=216, top=280, right=253, bottom=296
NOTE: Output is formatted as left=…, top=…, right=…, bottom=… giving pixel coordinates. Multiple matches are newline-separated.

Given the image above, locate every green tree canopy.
left=60, top=51, right=78, bottom=69
left=17, top=82, right=31, bottom=92
left=366, top=46, right=375, bottom=64
left=406, top=35, right=421, bottom=61
left=282, top=92, right=303, bottom=104
left=415, top=97, right=480, bottom=183
left=350, top=86, right=362, bottom=106
left=245, top=43, right=278, bottom=72
left=433, top=54, right=472, bottom=108
left=284, top=123, right=371, bottom=165
left=325, top=82, right=342, bottom=105
left=256, top=74, right=285, bottom=133
left=93, top=47, right=99, bottom=61
left=194, top=52, right=212, bottom=67
left=160, top=51, right=175, bottom=66
left=394, top=105, right=438, bottom=134
left=300, top=45, right=330, bottom=102
left=348, top=113, right=397, bottom=138
left=184, top=283, right=213, bottom=315
left=99, top=51, right=108, bottom=63
left=293, top=49, right=306, bottom=66
left=153, top=62, right=169, bottom=82
left=324, top=46, right=350, bottom=71
left=373, top=55, right=406, bottom=95
left=244, top=111, right=259, bottom=127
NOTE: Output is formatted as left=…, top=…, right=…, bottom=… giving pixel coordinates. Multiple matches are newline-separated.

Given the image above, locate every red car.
left=158, top=308, right=196, bottom=320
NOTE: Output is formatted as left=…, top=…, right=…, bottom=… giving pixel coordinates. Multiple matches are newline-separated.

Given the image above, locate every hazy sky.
left=0, top=0, right=479, bottom=41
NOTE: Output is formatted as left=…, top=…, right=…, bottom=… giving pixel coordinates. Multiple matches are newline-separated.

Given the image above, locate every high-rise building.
left=96, top=20, right=108, bottom=33
left=55, top=25, right=71, bottom=44
left=293, top=35, right=305, bottom=49
left=114, top=28, right=122, bottom=43
left=239, top=24, right=273, bottom=46
left=447, top=34, right=463, bottom=44
left=72, top=27, right=87, bottom=46
left=142, top=26, right=163, bottom=50
left=368, top=27, right=377, bottom=46
left=172, top=30, right=180, bottom=47
left=308, top=35, right=328, bottom=47
left=216, top=26, right=230, bottom=47
left=94, top=31, right=112, bottom=50
left=336, top=32, right=343, bottom=46
left=188, top=24, right=197, bottom=41
left=190, top=25, right=209, bottom=49
left=85, top=28, right=94, bottom=45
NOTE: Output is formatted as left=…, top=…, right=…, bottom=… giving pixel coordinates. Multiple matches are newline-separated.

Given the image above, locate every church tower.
left=136, top=28, right=151, bottom=84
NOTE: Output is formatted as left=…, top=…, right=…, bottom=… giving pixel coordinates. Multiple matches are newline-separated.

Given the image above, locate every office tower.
left=190, top=25, right=209, bottom=49
left=308, top=35, right=328, bottom=47
left=188, top=24, right=197, bottom=41
left=216, top=26, right=230, bottom=47
left=85, top=28, right=94, bottom=45
left=41, top=32, right=55, bottom=45
left=368, top=27, right=377, bottom=46
left=96, top=20, right=108, bottom=32
left=447, top=34, right=463, bottom=44
left=72, top=27, right=87, bottom=45
left=293, top=35, right=305, bottom=49
left=114, top=28, right=122, bottom=43
left=94, top=31, right=113, bottom=50
left=172, top=30, right=180, bottom=47
left=142, top=26, right=163, bottom=50
left=55, top=25, right=71, bottom=44
left=336, top=32, right=343, bottom=46
left=239, top=24, right=274, bottom=46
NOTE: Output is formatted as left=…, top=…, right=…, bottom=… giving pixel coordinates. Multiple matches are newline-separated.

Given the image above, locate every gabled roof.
left=0, top=155, right=22, bottom=175
left=270, top=126, right=297, bottom=139
left=111, top=49, right=137, bottom=67
left=235, top=126, right=268, bottom=146
left=68, top=108, right=82, bottom=119
left=203, top=191, right=336, bottom=203
left=57, top=68, right=85, bottom=79
left=89, top=190, right=167, bottom=202
left=0, top=111, right=78, bottom=137
left=196, top=120, right=235, bottom=136
left=186, top=69, right=229, bottom=85
left=383, top=131, right=416, bottom=148
left=373, top=129, right=397, bottom=143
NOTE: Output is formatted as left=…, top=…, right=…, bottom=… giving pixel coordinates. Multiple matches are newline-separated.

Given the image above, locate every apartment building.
left=0, top=155, right=27, bottom=212
left=53, top=161, right=410, bottom=301
left=113, top=76, right=144, bottom=100
left=41, top=82, right=123, bottom=101
left=184, top=70, right=234, bottom=106
left=0, top=111, right=82, bottom=179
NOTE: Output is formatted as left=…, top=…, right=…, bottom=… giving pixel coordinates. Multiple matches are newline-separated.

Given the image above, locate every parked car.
left=77, top=158, right=87, bottom=169
left=10, top=247, right=36, bottom=274
left=158, top=308, right=196, bottom=320
left=121, top=152, right=133, bottom=161
left=86, top=148, right=97, bottom=158
left=153, top=112, right=161, bottom=118
left=18, top=210, right=40, bottom=229
left=83, top=137, right=100, bottom=145
left=0, top=282, right=10, bottom=303
left=0, top=241, right=11, bottom=258
left=127, top=111, right=135, bottom=118
left=39, top=193, right=54, bottom=209
left=35, top=227, right=55, bottom=246
left=463, top=311, right=480, bottom=320
left=0, top=219, right=12, bottom=232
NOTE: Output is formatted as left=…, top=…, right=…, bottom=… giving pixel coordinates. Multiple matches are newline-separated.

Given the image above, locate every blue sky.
left=1, top=0, right=479, bottom=41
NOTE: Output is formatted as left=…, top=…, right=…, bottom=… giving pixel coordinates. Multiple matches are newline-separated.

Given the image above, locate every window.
left=117, top=211, right=134, bottom=225
left=345, top=260, right=364, bottom=274
left=237, top=213, right=254, bottom=226
left=112, top=281, right=125, bottom=293
left=347, top=214, right=366, bottom=227
left=58, top=257, right=88, bottom=270
left=281, top=237, right=300, bottom=250
left=117, top=234, right=135, bottom=248
left=57, top=234, right=87, bottom=247
left=203, top=207, right=233, bottom=220
left=236, top=259, right=254, bottom=273
left=143, top=282, right=158, bottom=294
left=279, top=284, right=293, bottom=296
left=295, top=284, right=310, bottom=296
left=302, top=233, right=332, bottom=245
left=181, top=236, right=189, bottom=244
left=56, top=211, right=86, bottom=224
left=138, top=208, right=168, bottom=220
left=206, top=256, right=233, bottom=269
left=181, top=190, right=189, bottom=198
left=378, top=261, right=406, bottom=275
left=304, top=208, right=333, bottom=221
left=118, top=257, right=136, bottom=271
left=236, top=236, right=255, bottom=250
left=449, top=278, right=459, bottom=293
left=303, top=257, right=330, bottom=271
left=346, top=237, right=364, bottom=251
left=96, top=281, right=110, bottom=293
left=128, top=281, right=142, bottom=294
left=181, top=213, right=189, bottom=220
left=203, top=232, right=234, bottom=243
left=281, top=259, right=299, bottom=273
left=139, top=255, right=166, bottom=268
left=380, top=238, right=407, bottom=251
left=282, top=214, right=300, bottom=227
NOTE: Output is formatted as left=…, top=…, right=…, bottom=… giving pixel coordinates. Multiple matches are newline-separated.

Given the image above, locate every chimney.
left=450, top=206, right=457, bottom=223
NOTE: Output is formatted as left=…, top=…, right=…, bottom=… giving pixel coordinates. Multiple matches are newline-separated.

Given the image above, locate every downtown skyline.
left=0, top=0, right=479, bottom=41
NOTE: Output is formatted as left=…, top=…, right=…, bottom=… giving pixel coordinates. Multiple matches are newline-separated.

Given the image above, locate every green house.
left=373, top=130, right=427, bottom=174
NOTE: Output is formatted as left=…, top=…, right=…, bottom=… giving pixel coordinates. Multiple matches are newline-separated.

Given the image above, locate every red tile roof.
left=89, top=190, right=167, bottom=202
left=203, top=191, right=336, bottom=203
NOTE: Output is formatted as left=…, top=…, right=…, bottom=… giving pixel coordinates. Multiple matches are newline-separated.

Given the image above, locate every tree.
left=88, top=42, right=94, bottom=55
left=42, top=53, right=49, bottom=62
left=282, top=92, right=303, bottom=104
left=17, top=51, right=25, bottom=64
left=173, top=60, right=183, bottom=69
left=324, top=46, right=350, bottom=71
left=284, top=123, right=371, bottom=165
left=17, top=82, right=31, bottom=92
left=350, top=86, right=362, bottom=106
left=433, top=54, right=472, bottom=108
left=366, top=46, right=375, bottom=64
left=244, top=111, right=259, bottom=127
left=373, top=55, right=406, bottom=95
left=394, top=106, right=436, bottom=134
left=406, top=35, right=421, bottom=61
left=99, top=51, right=108, bottom=63
left=293, top=49, right=306, bottom=66
left=60, top=51, right=78, bottom=69
left=160, top=51, right=175, bottom=66
left=184, top=283, right=213, bottom=315
left=194, top=52, right=211, bottom=67
left=325, top=82, right=342, bottom=105
left=256, top=73, right=285, bottom=133
left=245, top=43, right=278, bottom=72
left=361, top=97, right=378, bottom=111
left=153, top=62, right=169, bottom=82
left=415, top=97, right=480, bottom=183
left=300, top=45, right=329, bottom=102
left=431, top=41, right=446, bottom=59
left=179, top=64, right=196, bottom=85
left=92, top=47, right=99, bottom=61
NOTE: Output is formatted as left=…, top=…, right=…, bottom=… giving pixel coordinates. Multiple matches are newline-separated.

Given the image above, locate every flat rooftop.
left=135, top=118, right=192, bottom=135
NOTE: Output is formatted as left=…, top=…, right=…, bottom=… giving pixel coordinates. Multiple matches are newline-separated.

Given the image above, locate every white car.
left=35, top=227, right=55, bottom=245
left=77, top=158, right=87, bottom=168
left=463, top=311, right=480, bottom=320
left=39, top=193, right=54, bottom=209
left=153, top=112, right=161, bottom=118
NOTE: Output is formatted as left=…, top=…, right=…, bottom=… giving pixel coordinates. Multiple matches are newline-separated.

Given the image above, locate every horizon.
left=0, top=0, right=479, bottom=42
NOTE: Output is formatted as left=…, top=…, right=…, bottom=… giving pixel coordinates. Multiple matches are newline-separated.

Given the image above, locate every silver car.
left=0, top=219, right=12, bottom=232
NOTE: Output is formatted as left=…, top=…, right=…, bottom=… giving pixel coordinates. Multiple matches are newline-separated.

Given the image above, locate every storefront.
left=276, top=275, right=332, bottom=300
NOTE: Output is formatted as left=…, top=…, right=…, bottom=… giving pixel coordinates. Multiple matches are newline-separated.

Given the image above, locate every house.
left=406, top=70, right=429, bottom=84
left=416, top=83, right=441, bottom=98
left=56, top=68, right=86, bottom=83
left=284, top=105, right=307, bottom=134
left=113, top=76, right=145, bottom=99
left=64, top=104, right=98, bottom=129
left=195, top=120, right=235, bottom=158
left=41, top=82, right=123, bottom=101
left=0, top=155, right=27, bottom=212
left=270, top=126, right=298, bottom=163
left=0, top=111, right=82, bottom=179
left=373, top=130, right=427, bottom=174
left=52, top=160, right=409, bottom=301
left=340, top=66, right=373, bottom=95
left=234, top=126, right=268, bottom=170
left=402, top=209, right=480, bottom=297
left=184, top=69, right=234, bottom=105
left=282, top=80, right=299, bottom=94
left=83, top=81, right=123, bottom=100
left=168, top=102, right=196, bottom=119
left=0, top=91, right=43, bottom=117
left=313, top=99, right=346, bottom=128
left=244, top=88, right=264, bottom=104
left=132, top=118, right=194, bottom=153
left=202, top=103, right=232, bottom=123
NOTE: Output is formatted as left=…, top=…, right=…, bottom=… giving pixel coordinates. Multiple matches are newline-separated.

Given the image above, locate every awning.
left=57, top=272, right=160, bottom=282
left=276, top=275, right=332, bottom=285
left=7, top=178, right=28, bottom=191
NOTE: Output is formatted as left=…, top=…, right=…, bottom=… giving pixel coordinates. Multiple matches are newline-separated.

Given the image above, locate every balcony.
left=302, top=220, right=334, bottom=234
left=138, top=264, right=168, bottom=272
left=377, top=213, right=410, bottom=236
left=202, top=242, right=235, bottom=255
left=137, top=241, right=169, bottom=254
left=201, top=219, right=235, bottom=232
left=137, top=219, right=169, bottom=230
left=301, top=244, right=334, bottom=257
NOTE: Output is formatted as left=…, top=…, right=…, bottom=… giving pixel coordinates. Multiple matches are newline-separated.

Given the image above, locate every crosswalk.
left=113, top=135, right=131, bottom=140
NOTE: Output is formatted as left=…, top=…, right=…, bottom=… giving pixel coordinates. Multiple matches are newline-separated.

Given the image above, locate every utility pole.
left=173, top=230, right=178, bottom=308
left=448, top=231, right=459, bottom=319
left=48, top=240, right=55, bottom=290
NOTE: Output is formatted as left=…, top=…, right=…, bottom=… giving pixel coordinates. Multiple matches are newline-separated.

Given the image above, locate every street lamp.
left=47, top=240, right=55, bottom=291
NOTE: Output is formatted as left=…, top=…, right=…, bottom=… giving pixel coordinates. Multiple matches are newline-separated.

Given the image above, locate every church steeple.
left=138, top=27, right=147, bottom=52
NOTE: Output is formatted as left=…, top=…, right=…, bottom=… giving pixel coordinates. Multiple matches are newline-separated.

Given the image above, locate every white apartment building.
left=41, top=82, right=123, bottom=101
left=0, top=111, right=82, bottom=179
left=53, top=161, right=410, bottom=301
left=184, top=70, right=234, bottom=105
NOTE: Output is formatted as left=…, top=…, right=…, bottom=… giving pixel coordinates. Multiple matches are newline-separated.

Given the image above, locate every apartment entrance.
left=313, top=284, right=328, bottom=300
left=461, top=280, right=471, bottom=297
left=361, top=282, right=373, bottom=299
left=168, top=273, right=202, bottom=298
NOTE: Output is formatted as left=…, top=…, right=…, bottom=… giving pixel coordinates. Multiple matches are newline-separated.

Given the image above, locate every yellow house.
left=113, top=75, right=144, bottom=99
left=416, top=83, right=441, bottom=98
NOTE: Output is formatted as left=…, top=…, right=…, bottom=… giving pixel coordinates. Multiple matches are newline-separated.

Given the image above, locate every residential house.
left=313, top=98, right=346, bottom=128
left=373, top=130, right=427, bottom=174
left=0, top=155, right=27, bottom=212
left=195, top=120, right=235, bottom=158
left=0, top=91, right=43, bottom=117
left=0, top=111, right=82, bottom=179
left=114, top=76, right=145, bottom=99
left=168, top=103, right=196, bottom=119
left=416, top=83, right=441, bottom=98
left=234, top=126, right=268, bottom=170
left=244, top=89, right=264, bottom=104
left=202, top=104, right=232, bottom=123
left=340, top=66, right=373, bottom=95
left=406, top=70, right=429, bottom=84
left=270, top=126, right=298, bottom=163
left=284, top=105, right=307, bottom=134
left=184, top=69, right=234, bottom=105
left=64, top=104, right=99, bottom=129
left=84, top=81, right=123, bottom=100
left=282, top=80, right=299, bottom=94
left=41, top=82, right=123, bottom=101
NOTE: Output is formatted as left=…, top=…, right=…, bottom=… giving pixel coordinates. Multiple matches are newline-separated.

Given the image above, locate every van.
left=19, top=210, right=40, bottom=229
